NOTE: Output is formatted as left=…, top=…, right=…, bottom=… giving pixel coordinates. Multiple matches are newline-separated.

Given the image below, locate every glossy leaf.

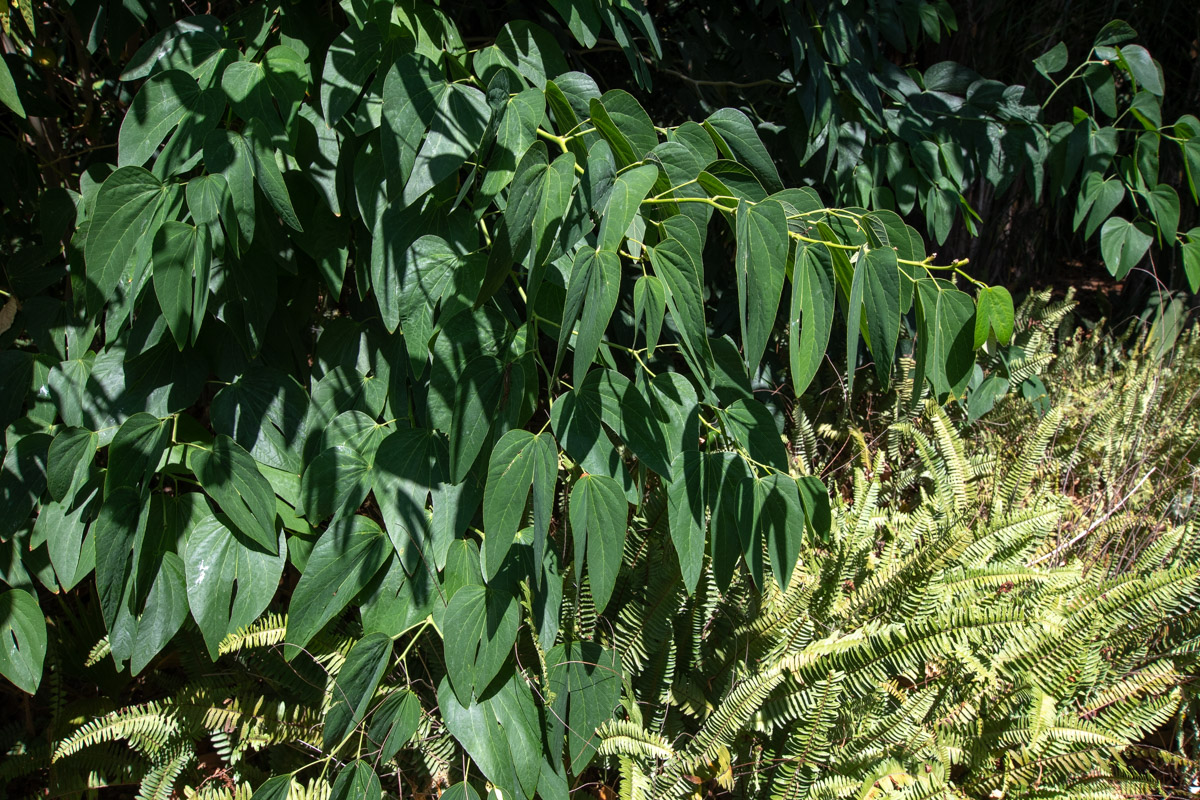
left=789, top=243, right=834, bottom=397
left=152, top=221, right=212, bottom=349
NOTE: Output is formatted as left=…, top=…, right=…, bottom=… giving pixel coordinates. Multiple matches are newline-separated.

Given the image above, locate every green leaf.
left=796, top=475, right=831, bottom=545
left=1094, top=20, right=1138, bottom=47
left=152, top=221, right=212, bottom=349
left=1119, top=44, right=1163, bottom=96
left=845, top=244, right=867, bottom=395
left=721, top=397, right=789, bottom=471
left=321, top=23, right=384, bottom=126
left=437, top=672, right=542, bottom=800
left=1182, top=228, right=1200, bottom=293
left=441, top=784, right=482, bottom=800
left=404, top=84, right=490, bottom=205
left=1147, top=183, right=1180, bottom=243
left=557, top=248, right=621, bottom=383
left=245, top=119, right=303, bottom=232
left=667, top=450, right=706, bottom=594
left=914, top=278, right=976, bottom=399
left=483, top=430, right=558, bottom=580
left=444, top=583, right=519, bottom=705
left=974, top=286, right=1015, bottom=348
left=0, top=590, right=46, bottom=694
left=633, top=275, right=666, bottom=356
left=569, top=474, right=628, bottom=613
left=369, top=689, right=422, bottom=763
left=330, top=760, right=381, bottom=800
left=1099, top=216, right=1153, bottom=279
left=755, top=474, right=804, bottom=590
left=861, top=246, right=901, bottom=385
left=210, top=369, right=308, bottom=474
left=0, top=55, right=26, bottom=118
left=324, top=632, right=393, bottom=750
left=118, top=70, right=205, bottom=167
left=706, top=452, right=755, bottom=591
left=84, top=167, right=167, bottom=315
left=450, top=355, right=505, bottom=484
left=129, top=552, right=191, bottom=674
left=597, top=163, right=658, bottom=253
left=183, top=514, right=285, bottom=660
left=647, top=218, right=713, bottom=379
left=106, top=412, right=170, bottom=494
left=736, top=199, right=789, bottom=374
left=46, top=427, right=96, bottom=503
left=250, top=775, right=293, bottom=800
left=301, top=446, right=371, bottom=522
left=789, top=243, right=834, bottom=397
left=546, top=641, right=622, bottom=774
left=286, top=516, right=392, bottom=657
left=373, top=429, right=445, bottom=575
left=1033, top=42, right=1069, bottom=78
left=704, top=108, right=783, bottom=193
left=192, top=435, right=278, bottom=552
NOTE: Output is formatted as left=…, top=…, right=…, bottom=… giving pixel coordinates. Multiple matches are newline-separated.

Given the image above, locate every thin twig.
left=1028, top=468, right=1156, bottom=566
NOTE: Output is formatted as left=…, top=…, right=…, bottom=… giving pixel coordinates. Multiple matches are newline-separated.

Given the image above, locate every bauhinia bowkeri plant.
left=0, top=2, right=1037, bottom=797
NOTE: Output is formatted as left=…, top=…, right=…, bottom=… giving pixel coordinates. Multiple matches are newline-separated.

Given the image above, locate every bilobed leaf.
left=633, top=275, right=666, bottom=356
left=369, top=690, right=422, bottom=763
left=736, top=199, right=789, bottom=374
left=300, top=446, right=371, bottom=522
left=721, top=397, right=788, bottom=471
left=85, top=167, right=167, bottom=315
left=790, top=243, right=834, bottom=397
left=1099, top=216, right=1153, bottom=279
left=974, top=286, right=1015, bottom=348
left=183, top=514, right=285, bottom=660
left=1119, top=44, right=1163, bottom=96
left=1147, top=183, right=1180, bottom=242
left=557, top=248, right=621, bottom=383
left=249, top=776, right=292, bottom=800
left=324, top=632, right=393, bottom=750
left=483, top=430, right=557, bottom=580
left=647, top=225, right=713, bottom=377
left=546, top=641, right=622, bottom=774
left=449, top=354, right=505, bottom=484
left=106, top=412, right=170, bottom=494
left=915, top=278, right=976, bottom=399
left=597, top=163, right=658, bottom=253
left=329, top=760, right=381, bottom=800
left=373, top=428, right=445, bottom=574
left=46, top=427, right=96, bottom=502
left=286, top=516, right=392, bottom=656
left=1033, top=42, right=1069, bottom=78
left=152, top=221, right=212, bottom=349
left=245, top=119, right=302, bottom=231
left=667, top=450, right=706, bottom=594
left=192, top=435, right=278, bottom=552
left=796, top=475, right=831, bottom=544
left=755, top=474, right=804, bottom=590
left=0, top=589, right=47, bottom=694
left=704, top=108, right=783, bottom=193
left=437, top=673, right=542, bottom=800
left=404, top=83, right=489, bottom=204
left=569, top=474, right=628, bottom=613
left=861, top=246, right=901, bottom=385
left=118, top=70, right=204, bottom=167
left=444, top=583, right=519, bottom=705
left=321, top=23, right=384, bottom=126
